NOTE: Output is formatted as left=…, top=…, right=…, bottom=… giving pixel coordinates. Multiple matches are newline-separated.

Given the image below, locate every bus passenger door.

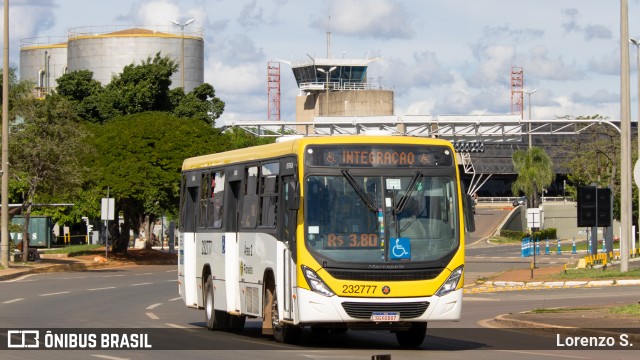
left=225, top=180, right=242, bottom=313
left=179, top=174, right=199, bottom=308
left=281, top=176, right=298, bottom=321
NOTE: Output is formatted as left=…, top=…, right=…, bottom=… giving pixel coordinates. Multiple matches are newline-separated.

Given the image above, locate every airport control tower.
left=290, top=56, right=394, bottom=121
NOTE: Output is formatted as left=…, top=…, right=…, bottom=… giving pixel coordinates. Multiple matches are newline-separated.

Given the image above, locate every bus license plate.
left=371, top=312, right=400, bottom=322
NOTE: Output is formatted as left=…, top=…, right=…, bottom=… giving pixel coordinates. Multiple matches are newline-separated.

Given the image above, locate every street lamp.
left=523, top=89, right=538, bottom=148
left=317, top=66, right=337, bottom=115
left=631, top=37, right=640, bottom=248
left=171, top=18, right=195, bottom=89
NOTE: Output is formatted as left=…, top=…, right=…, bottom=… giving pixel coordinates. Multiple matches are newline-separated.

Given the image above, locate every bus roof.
left=181, top=135, right=454, bottom=171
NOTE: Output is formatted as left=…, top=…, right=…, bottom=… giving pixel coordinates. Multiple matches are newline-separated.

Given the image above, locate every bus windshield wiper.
left=393, top=170, right=423, bottom=215
left=341, top=169, right=377, bottom=213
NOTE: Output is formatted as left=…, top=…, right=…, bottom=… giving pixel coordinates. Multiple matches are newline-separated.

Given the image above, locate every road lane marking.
left=166, top=269, right=177, bottom=273
left=91, top=355, right=131, bottom=360
left=146, top=312, right=159, bottom=320
left=39, top=291, right=70, bottom=297
left=2, top=298, right=24, bottom=304
left=101, top=274, right=125, bottom=278
left=165, top=323, right=187, bottom=328
left=463, top=297, right=500, bottom=301
left=166, top=279, right=177, bottom=282
left=168, top=297, right=182, bottom=302
left=498, top=350, right=588, bottom=359
left=130, top=282, right=152, bottom=286
left=136, top=273, right=154, bottom=276
left=88, top=287, right=116, bottom=291
left=146, top=303, right=162, bottom=310
left=3, top=274, right=37, bottom=282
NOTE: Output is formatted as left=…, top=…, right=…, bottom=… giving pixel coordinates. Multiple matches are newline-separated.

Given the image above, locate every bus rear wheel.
left=204, top=275, right=227, bottom=331
left=395, top=323, right=426, bottom=348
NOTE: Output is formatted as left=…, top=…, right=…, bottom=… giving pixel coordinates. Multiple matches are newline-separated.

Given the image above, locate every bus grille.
left=326, top=268, right=442, bottom=281
left=341, top=302, right=429, bottom=319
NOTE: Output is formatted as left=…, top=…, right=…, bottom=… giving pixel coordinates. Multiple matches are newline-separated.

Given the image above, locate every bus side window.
left=198, top=172, right=210, bottom=228
left=179, top=172, right=199, bottom=233
left=260, top=175, right=278, bottom=227
left=241, top=166, right=259, bottom=229
left=208, top=171, right=225, bottom=229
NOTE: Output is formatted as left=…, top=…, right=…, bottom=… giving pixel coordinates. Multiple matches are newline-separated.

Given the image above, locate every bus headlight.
left=302, top=265, right=335, bottom=297
left=435, top=266, right=463, bottom=297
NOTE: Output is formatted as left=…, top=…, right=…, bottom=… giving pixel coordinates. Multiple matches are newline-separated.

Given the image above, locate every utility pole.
left=1, top=0, right=10, bottom=268
left=620, top=0, right=631, bottom=272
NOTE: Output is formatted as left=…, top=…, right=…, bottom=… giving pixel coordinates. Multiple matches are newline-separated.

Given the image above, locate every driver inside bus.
left=397, top=197, right=428, bottom=239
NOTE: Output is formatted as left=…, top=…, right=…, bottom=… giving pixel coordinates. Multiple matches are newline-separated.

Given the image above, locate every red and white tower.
left=511, top=66, right=524, bottom=117
left=267, top=61, right=281, bottom=121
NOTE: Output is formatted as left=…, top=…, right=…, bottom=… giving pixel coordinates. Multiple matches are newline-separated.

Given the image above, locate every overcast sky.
left=3, top=0, right=640, bottom=124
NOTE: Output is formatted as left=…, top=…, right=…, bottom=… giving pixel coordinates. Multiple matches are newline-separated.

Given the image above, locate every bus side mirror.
left=464, top=194, right=476, bottom=233
left=287, top=182, right=300, bottom=210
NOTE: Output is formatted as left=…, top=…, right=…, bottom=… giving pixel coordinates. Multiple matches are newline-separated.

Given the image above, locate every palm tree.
left=511, top=147, right=555, bottom=208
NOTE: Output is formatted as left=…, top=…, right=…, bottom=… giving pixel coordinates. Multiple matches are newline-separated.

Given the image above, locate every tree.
left=511, top=146, right=555, bottom=209
left=9, top=95, right=89, bottom=261
left=88, top=111, right=226, bottom=252
left=562, top=118, right=623, bottom=222
left=55, top=70, right=104, bottom=122
left=171, top=83, right=225, bottom=126
left=55, top=54, right=225, bottom=126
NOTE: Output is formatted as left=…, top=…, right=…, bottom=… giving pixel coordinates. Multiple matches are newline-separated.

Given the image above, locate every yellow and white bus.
left=178, top=135, right=475, bottom=347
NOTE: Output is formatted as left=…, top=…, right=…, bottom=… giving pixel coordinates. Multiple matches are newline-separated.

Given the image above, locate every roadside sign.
left=635, top=160, right=640, bottom=188
left=101, top=198, right=115, bottom=220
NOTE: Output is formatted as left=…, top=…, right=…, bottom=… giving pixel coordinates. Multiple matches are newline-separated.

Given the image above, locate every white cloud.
left=524, top=46, right=584, bottom=81
left=211, top=34, right=266, bottom=64
left=310, top=0, right=415, bottom=39
left=467, top=45, right=515, bottom=88
left=205, top=61, right=264, bottom=95
left=5, top=0, right=58, bottom=65
left=587, top=51, right=619, bottom=76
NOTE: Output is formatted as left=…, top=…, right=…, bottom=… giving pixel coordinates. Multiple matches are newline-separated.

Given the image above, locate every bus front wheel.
left=395, top=323, right=426, bottom=348
left=204, top=275, right=226, bottom=331
left=266, top=285, right=301, bottom=343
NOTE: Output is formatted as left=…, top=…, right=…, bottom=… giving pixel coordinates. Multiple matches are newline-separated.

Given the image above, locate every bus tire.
left=395, top=323, right=426, bottom=348
left=266, top=285, right=301, bottom=343
left=204, top=275, right=226, bottom=331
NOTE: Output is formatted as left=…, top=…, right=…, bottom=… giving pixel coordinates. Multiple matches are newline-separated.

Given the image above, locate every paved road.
left=2, top=265, right=639, bottom=359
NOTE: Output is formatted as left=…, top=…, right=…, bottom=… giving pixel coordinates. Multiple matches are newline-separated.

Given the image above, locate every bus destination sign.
left=305, top=145, right=453, bottom=168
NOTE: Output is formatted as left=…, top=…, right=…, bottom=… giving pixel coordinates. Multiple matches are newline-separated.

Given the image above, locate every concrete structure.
left=20, top=25, right=204, bottom=95
left=496, top=201, right=620, bottom=241
left=290, top=58, right=393, bottom=121
left=19, top=37, right=68, bottom=97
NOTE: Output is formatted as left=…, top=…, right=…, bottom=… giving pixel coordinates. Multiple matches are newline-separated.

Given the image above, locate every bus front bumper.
left=295, top=287, right=462, bottom=324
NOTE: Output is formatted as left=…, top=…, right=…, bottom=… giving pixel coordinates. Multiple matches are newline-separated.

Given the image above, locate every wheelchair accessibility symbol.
left=390, top=237, right=411, bottom=259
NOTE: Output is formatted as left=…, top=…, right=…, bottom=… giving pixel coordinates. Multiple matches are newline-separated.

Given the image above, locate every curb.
left=464, top=278, right=640, bottom=293
left=490, top=313, right=640, bottom=342
left=0, top=259, right=177, bottom=281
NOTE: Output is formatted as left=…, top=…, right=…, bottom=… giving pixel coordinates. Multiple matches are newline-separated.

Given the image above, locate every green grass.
left=608, top=304, right=640, bottom=316
left=45, top=244, right=103, bottom=257
left=552, top=267, right=640, bottom=280
left=488, top=236, right=520, bottom=244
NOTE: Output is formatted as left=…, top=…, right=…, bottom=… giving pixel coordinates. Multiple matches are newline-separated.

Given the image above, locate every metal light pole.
left=620, top=0, right=631, bottom=272
left=523, top=89, right=538, bottom=149
left=631, top=37, right=640, bottom=252
left=317, top=66, right=336, bottom=115
left=170, top=18, right=195, bottom=89
left=1, top=0, right=10, bottom=268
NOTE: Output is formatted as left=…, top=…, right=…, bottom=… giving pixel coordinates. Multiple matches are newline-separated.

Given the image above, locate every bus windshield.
left=305, top=174, right=459, bottom=264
